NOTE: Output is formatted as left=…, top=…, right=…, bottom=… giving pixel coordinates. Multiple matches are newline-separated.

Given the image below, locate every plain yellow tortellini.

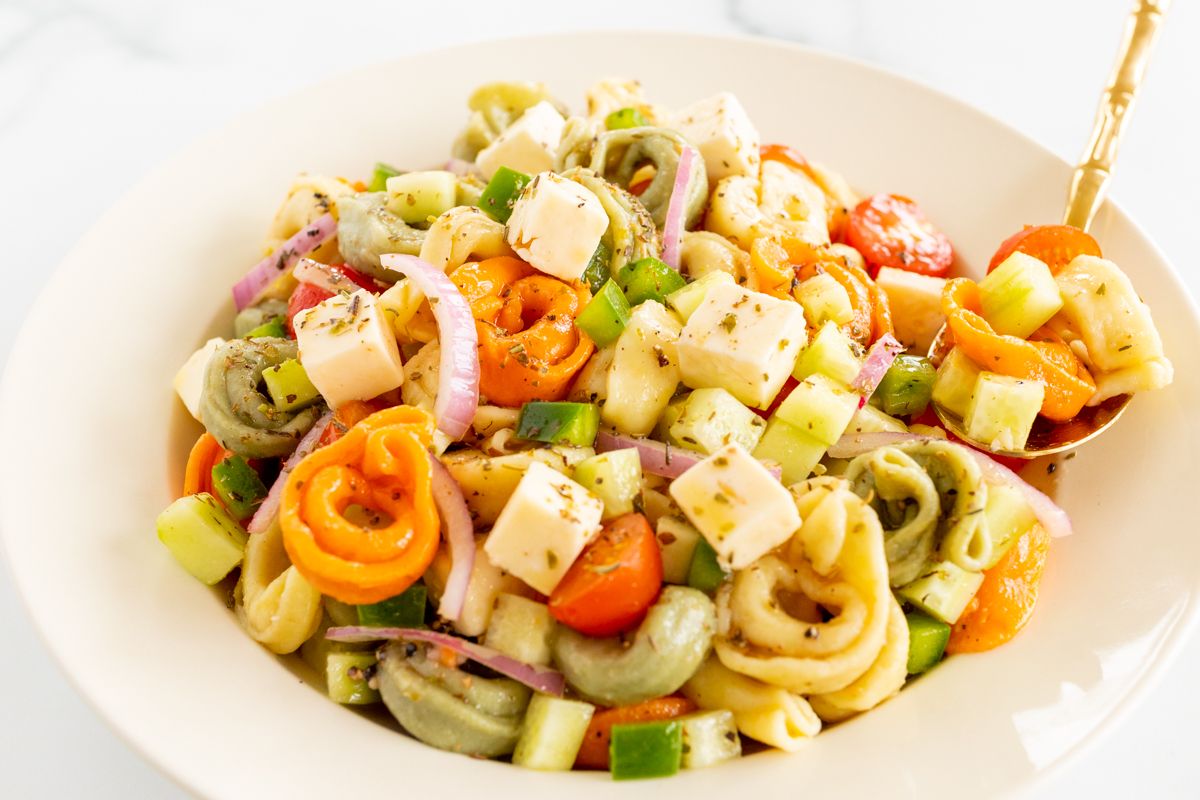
left=236, top=521, right=323, bottom=655
left=418, top=205, right=514, bottom=273
left=264, top=173, right=353, bottom=263
left=705, top=160, right=830, bottom=250
left=683, top=657, right=821, bottom=752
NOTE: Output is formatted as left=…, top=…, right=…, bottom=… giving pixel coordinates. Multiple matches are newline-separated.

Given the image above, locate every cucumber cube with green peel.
left=262, top=358, right=321, bottom=412
left=668, top=388, right=767, bottom=455
left=792, top=320, right=863, bottom=385
left=656, top=515, right=702, bottom=585
left=484, top=594, right=556, bottom=665
left=574, top=279, right=631, bottom=347
left=794, top=272, right=854, bottom=327
left=156, top=493, right=248, bottom=585
left=774, top=373, right=859, bottom=446
left=326, top=652, right=380, bottom=705
left=609, top=720, right=683, bottom=780
left=513, top=694, right=596, bottom=770
left=932, top=347, right=983, bottom=419
left=980, top=483, right=1038, bottom=569
left=846, top=404, right=908, bottom=435
left=516, top=401, right=600, bottom=446
left=356, top=584, right=427, bottom=628
left=979, top=252, right=1064, bottom=338
left=665, top=271, right=734, bottom=322
left=573, top=449, right=642, bottom=519
left=905, top=611, right=951, bottom=675
left=678, top=710, right=741, bottom=769
left=751, top=416, right=827, bottom=485
left=479, top=166, right=532, bottom=224
left=896, top=560, right=985, bottom=625
left=964, top=372, right=1044, bottom=452
left=385, top=170, right=458, bottom=224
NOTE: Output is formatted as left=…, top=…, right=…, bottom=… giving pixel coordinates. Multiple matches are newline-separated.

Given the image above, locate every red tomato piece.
left=285, top=282, right=334, bottom=336
left=846, top=193, right=954, bottom=278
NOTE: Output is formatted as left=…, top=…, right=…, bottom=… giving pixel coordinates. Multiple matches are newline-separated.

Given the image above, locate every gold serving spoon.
left=927, top=0, right=1170, bottom=458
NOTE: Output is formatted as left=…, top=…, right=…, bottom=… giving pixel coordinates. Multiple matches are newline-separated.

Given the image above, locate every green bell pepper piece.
left=617, top=257, right=686, bottom=307
left=605, top=107, right=649, bottom=130
left=357, top=584, right=428, bottom=628
left=609, top=720, right=683, bottom=780
left=515, top=402, right=600, bottom=447
left=242, top=316, right=287, bottom=339
left=872, top=355, right=937, bottom=417
left=479, top=166, right=531, bottom=223
left=368, top=162, right=402, bottom=193
left=905, top=610, right=951, bottom=674
left=686, top=537, right=727, bottom=594
left=574, top=279, right=631, bottom=347
left=210, top=456, right=269, bottom=519
left=582, top=241, right=613, bottom=293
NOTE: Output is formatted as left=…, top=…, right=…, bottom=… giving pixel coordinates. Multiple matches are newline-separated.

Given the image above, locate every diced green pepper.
left=356, top=584, right=428, bottom=628
left=905, top=611, right=952, bottom=675
left=515, top=402, right=600, bottom=446
left=155, top=493, right=248, bottom=585
left=582, top=242, right=613, bottom=293
left=479, top=166, right=531, bottom=223
left=609, top=720, right=683, bottom=780
left=605, top=107, right=649, bottom=130
left=242, top=316, right=287, bottom=339
left=617, top=257, right=687, bottom=307
left=210, top=456, right=269, bottom=519
left=368, top=162, right=402, bottom=193
left=261, top=358, right=321, bottom=412
left=871, top=355, right=936, bottom=417
left=326, top=651, right=381, bottom=704
left=575, top=279, right=631, bottom=347
left=687, top=537, right=728, bottom=594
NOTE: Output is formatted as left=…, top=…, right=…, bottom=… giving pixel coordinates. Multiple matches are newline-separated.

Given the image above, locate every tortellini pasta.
left=451, top=81, right=566, bottom=161
left=679, top=231, right=755, bottom=287
left=235, top=521, right=323, bottom=654
left=682, top=657, right=821, bottom=752
left=807, top=600, right=909, bottom=722
left=334, top=192, right=425, bottom=280
left=584, top=77, right=662, bottom=125
left=588, top=127, right=708, bottom=228
left=417, top=205, right=513, bottom=273
left=555, top=115, right=604, bottom=172
left=264, top=173, right=353, bottom=264
left=705, top=160, right=830, bottom=250
left=424, top=536, right=536, bottom=637
left=560, top=167, right=659, bottom=277
left=441, top=445, right=594, bottom=528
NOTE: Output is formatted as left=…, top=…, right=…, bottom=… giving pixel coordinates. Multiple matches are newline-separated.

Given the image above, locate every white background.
left=1, top=0, right=1197, bottom=796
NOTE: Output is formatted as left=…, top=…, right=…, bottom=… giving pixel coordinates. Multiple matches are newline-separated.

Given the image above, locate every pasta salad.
left=157, top=79, right=1173, bottom=780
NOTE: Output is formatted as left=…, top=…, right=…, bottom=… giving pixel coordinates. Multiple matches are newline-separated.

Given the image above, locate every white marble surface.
left=1, top=0, right=1197, bottom=796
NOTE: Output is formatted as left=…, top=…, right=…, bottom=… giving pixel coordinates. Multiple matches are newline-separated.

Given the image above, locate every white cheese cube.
left=669, top=444, right=801, bottom=570
left=505, top=172, right=608, bottom=282
left=483, top=461, right=605, bottom=594
left=294, top=289, right=405, bottom=410
left=475, top=101, right=566, bottom=180
left=173, top=337, right=225, bottom=420
left=676, top=282, right=808, bottom=409
left=671, top=92, right=760, bottom=182
left=875, top=267, right=947, bottom=353
left=603, top=301, right=683, bottom=436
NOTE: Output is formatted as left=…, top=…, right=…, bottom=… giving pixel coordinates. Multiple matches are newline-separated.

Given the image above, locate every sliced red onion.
left=326, top=626, right=565, bottom=696
left=428, top=455, right=475, bottom=621
left=827, top=431, right=1072, bottom=539
left=444, top=158, right=477, bottom=177
left=850, top=333, right=904, bottom=408
left=660, top=146, right=697, bottom=270
left=293, top=258, right=354, bottom=296
left=380, top=254, right=479, bottom=440
left=595, top=430, right=782, bottom=481
left=248, top=409, right=334, bottom=534
left=232, top=213, right=337, bottom=311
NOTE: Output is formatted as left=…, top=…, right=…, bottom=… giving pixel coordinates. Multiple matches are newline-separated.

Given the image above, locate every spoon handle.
left=1063, top=0, right=1170, bottom=232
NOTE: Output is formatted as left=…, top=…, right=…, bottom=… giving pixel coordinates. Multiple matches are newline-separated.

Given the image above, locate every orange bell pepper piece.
left=182, top=433, right=229, bottom=497
left=941, top=279, right=1094, bottom=422
left=280, top=406, right=441, bottom=605
left=450, top=256, right=595, bottom=408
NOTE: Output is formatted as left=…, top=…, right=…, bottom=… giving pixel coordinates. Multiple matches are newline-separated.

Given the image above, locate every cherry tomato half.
left=846, top=193, right=954, bottom=278
left=987, top=224, right=1101, bottom=275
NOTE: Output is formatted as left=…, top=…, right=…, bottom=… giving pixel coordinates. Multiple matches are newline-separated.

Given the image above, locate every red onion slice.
left=380, top=254, right=479, bottom=441
left=827, top=431, right=1072, bottom=539
left=326, top=626, right=565, bottom=696
left=293, top=258, right=354, bottom=296
left=427, top=455, right=475, bottom=621
left=248, top=409, right=335, bottom=534
left=850, top=333, right=904, bottom=409
left=595, top=430, right=782, bottom=481
left=232, top=213, right=336, bottom=311
left=660, top=146, right=697, bottom=270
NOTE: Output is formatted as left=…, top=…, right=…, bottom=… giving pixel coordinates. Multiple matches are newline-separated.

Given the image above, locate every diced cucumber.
left=794, top=272, right=854, bottom=327
left=668, top=388, right=766, bottom=455
left=513, top=694, right=596, bottom=770
left=963, top=372, right=1044, bottom=452
left=356, top=584, right=427, bottom=628
left=572, top=449, right=642, bottom=520
left=324, top=597, right=360, bottom=627
left=678, top=710, right=741, bottom=769
left=261, top=358, right=321, bottom=413
left=605, top=107, right=649, bottom=130
left=210, top=456, right=269, bottom=519
left=385, top=170, right=458, bottom=224
left=575, top=279, right=632, bottom=347
left=326, top=651, right=380, bottom=705
left=155, top=493, right=248, bottom=585
left=775, top=373, right=859, bottom=446
left=242, top=316, right=287, bottom=339
left=367, top=162, right=402, bottom=193
left=896, top=560, right=985, bottom=625
left=516, top=402, right=600, bottom=447
left=751, top=417, right=827, bottom=485
left=617, top=257, right=687, bottom=307
left=792, top=321, right=863, bottom=385
left=665, top=271, right=734, bottom=323
left=610, top=720, right=683, bottom=780
left=479, top=166, right=532, bottom=224
left=687, top=537, right=729, bottom=594
left=582, top=241, right=613, bottom=293
left=653, top=396, right=688, bottom=443
left=484, top=593, right=557, bottom=665
left=871, top=355, right=936, bottom=417
left=846, top=404, right=908, bottom=435
left=656, top=515, right=702, bottom=584
left=981, top=483, right=1038, bottom=569
left=932, top=347, right=983, bottom=419
left=904, top=611, right=951, bottom=675
left=979, top=252, right=1064, bottom=338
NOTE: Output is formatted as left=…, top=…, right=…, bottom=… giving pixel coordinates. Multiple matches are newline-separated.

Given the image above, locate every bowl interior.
left=3, top=32, right=1198, bottom=799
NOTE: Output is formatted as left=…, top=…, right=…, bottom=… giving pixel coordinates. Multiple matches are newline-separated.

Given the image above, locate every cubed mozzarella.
left=875, top=267, right=947, bottom=353
left=483, top=461, right=605, bottom=594
left=505, top=172, right=608, bottom=282
left=676, top=282, right=808, bottom=409
left=671, top=92, right=761, bottom=182
left=602, top=301, right=682, bottom=436
left=294, top=289, right=405, bottom=409
left=668, top=443, right=801, bottom=570
left=474, top=101, right=566, bottom=180
left=173, top=337, right=225, bottom=420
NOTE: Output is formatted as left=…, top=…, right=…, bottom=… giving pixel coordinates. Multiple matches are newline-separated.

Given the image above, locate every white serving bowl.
left=2, top=31, right=1197, bottom=799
